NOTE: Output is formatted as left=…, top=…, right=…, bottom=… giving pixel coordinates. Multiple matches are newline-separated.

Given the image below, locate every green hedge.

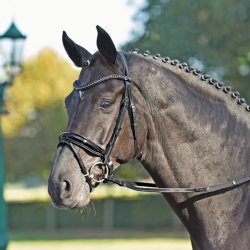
left=8, top=195, right=182, bottom=231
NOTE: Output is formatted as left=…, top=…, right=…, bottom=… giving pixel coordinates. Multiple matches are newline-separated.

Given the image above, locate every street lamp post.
left=0, top=21, right=26, bottom=250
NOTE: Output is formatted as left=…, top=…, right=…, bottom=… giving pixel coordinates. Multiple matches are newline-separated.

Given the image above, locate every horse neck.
left=129, top=52, right=250, bottom=194
left=128, top=52, right=250, bottom=249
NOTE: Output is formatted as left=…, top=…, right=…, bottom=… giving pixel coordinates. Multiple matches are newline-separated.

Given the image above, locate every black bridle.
left=58, top=52, right=250, bottom=194
left=58, top=52, right=137, bottom=188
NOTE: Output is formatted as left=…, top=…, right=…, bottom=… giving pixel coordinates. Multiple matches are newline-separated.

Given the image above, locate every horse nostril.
left=63, top=180, right=71, bottom=191
left=60, top=180, right=72, bottom=198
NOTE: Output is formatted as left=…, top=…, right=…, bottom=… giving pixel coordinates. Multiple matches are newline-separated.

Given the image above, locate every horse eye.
left=100, top=100, right=113, bottom=110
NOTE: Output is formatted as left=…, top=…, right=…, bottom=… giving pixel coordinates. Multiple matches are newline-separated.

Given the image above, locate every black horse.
left=48, top=26, right=250, bottom=250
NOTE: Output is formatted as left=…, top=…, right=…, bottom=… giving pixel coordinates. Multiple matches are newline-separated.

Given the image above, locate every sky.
left=0, top=0, right=144, bottom=62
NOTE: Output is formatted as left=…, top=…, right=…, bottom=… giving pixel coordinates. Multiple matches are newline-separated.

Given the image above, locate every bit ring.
left=88, top=162, right=109, bottom=183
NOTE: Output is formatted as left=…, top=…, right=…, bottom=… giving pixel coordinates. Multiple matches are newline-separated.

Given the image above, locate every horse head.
left=48, top=26, right=146, bottom=209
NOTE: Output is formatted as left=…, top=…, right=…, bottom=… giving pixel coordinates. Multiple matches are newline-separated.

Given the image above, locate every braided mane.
left=131, top=49, right=250, bottom=113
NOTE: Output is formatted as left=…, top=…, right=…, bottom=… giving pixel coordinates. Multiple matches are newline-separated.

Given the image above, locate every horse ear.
left=62, top=31, right=92, bottom=67
left=96, top=25, right=117, bottom=64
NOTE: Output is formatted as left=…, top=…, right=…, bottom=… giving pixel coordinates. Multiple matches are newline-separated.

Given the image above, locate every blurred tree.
left=5, top=104, right=68, bottom=183
left=2, top=49, right=77, bottom=136
left=124, top=0, right=250, bottom=101
left=2, top=49, right=78, bottom=183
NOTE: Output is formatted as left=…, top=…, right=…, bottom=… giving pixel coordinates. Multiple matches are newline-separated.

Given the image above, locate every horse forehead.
left=76, top=56, right=124, bottom=94
left=77, top=72, right=123, bottom=95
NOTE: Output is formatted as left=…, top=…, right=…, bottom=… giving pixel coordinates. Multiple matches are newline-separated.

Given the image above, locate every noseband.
left=57, top=52, right=250, bottom=195
left=58, top=52, right=137, bottom=188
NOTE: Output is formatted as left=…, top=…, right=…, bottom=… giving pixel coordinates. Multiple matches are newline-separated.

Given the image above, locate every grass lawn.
left=9, top=238, right=192, bottom=250
left=8, top=230, right=192, bottom=250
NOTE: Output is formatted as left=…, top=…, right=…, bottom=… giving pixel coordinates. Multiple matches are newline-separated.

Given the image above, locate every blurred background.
left=0, top=0, right=250, bottom=249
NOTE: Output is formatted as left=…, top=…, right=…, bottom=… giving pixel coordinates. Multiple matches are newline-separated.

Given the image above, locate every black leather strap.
left=73, top=75, right=132, bottom=91
left=59, top=132, right=105, bottom=158
left=104, top=175, right=250, bottom=193
left=105, top=176, right=208, bottom=193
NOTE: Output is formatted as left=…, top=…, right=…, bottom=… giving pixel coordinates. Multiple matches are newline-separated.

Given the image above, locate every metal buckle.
left=88, top=162, right=110, bottom=183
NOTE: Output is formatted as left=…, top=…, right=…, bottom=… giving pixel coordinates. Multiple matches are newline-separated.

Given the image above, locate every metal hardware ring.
left=88, top=162, right=110, bottom=183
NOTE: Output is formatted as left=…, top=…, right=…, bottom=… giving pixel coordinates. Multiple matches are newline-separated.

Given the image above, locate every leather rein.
left=58, top=52, right=250, bottom=194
